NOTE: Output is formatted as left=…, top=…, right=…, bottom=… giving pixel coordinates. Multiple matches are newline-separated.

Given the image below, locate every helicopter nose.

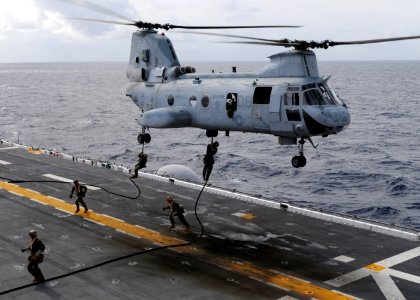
left=303, top=106, right=350, bottom=136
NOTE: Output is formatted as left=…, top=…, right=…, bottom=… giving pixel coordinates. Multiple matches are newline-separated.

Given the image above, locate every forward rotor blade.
left=59, top=0, right=135, bottom=23
left=225, top=41, right=301, bottom=47
left=177, top=31, right=302, bottom=47
left=329, top=35, right=420, bottom=47
left=169, top=25, right=301, bottom=30
left=179, top=31, right=420, bottom=50
left=177, top=31, right=285, bottom=43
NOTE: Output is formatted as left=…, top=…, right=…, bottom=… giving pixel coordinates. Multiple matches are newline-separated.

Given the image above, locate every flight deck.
left=0, top=141, right=419, bottom=299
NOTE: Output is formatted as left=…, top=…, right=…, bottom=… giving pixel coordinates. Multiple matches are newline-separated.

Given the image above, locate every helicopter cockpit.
left=280, top=80, right=349, bottom=136
left=297, top=81, right=350, bottom=137
left=277, top=80, right=350, bottom=167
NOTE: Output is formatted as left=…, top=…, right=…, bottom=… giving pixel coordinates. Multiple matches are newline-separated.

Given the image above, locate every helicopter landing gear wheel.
left=292, top=137, right=307, bottom=168
left=206, top=130, right=218, bottom=138
left=144, top=133, right=151, bottom=143
left=291, top=154, right=306, bottom=168
left=137, top=133, right=151, bottom=144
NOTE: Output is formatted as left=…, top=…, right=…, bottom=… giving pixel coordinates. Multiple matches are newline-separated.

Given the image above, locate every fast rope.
left=0, top=176, right=141, bottom=200
left=0, top=178, right=208, bottom=296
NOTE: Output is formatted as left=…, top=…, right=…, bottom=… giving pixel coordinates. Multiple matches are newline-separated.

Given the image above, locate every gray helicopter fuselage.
left=126, top=30, right=350, bottom=144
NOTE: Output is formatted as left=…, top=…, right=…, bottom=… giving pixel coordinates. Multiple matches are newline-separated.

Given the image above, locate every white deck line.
left=43, top=174, right=101, bottom=191
left=2, top=139, right=419, bottom=241
left=140, top=174, right=420, bottom=241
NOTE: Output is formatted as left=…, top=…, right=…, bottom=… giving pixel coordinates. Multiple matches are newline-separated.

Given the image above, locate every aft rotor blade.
left=59, top=0, right=135, bottom=23
left=70, top=20, right=301, bottom=30
left=61, top=0, right=300, bottom=30
left=68, top=17, right=135, bottom=26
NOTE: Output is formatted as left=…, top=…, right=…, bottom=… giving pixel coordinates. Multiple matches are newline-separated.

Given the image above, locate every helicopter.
left=65, top=0, right=420, bottom=168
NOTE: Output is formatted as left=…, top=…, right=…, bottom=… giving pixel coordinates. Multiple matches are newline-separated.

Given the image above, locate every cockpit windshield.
left=317, top=83, right=336, bottom=105
left=301, top=82, right=338, bottom=105
left=302, top=88, right=327, bottom=105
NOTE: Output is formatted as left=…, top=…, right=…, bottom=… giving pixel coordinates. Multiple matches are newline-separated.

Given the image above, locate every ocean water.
left=1, top=60, right=420, bottom=230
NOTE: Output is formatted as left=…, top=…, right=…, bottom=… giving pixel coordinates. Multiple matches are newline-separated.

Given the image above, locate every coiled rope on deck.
left=0, top=176, right=142, bottom=200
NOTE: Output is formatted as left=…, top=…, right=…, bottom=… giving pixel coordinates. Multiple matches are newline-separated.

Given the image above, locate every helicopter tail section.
left=127, top=30, right=181, bottom=83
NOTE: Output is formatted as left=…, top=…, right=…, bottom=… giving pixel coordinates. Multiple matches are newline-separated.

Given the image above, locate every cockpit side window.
left=284, top=92, right=299, bottom=106
left=284, top=90, right=301, bottom=121
left=292, top=93, right=299, bottom=106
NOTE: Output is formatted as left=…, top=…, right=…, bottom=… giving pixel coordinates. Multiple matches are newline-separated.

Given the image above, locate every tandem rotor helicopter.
left=65, top=0, right=420, bottom=168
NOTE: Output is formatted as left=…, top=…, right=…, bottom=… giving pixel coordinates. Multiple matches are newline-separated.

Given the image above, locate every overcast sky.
left=1, top=0, right=420, bottom=63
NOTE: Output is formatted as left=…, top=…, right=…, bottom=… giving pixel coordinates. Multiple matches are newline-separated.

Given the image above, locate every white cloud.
left=1, top=0, right=420, bottom=62
left=41, top=10, right=85, bottom=40
left=0, top=0, right=39, bottom=34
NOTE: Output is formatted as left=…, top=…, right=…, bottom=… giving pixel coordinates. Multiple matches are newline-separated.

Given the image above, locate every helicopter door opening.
left=226, top=93, right=237, bottom=118
left=252, top=86, right=272, bottom=131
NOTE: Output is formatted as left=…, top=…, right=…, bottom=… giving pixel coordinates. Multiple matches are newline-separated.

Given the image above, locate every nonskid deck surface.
left=0, top=144, right=419, bottom=299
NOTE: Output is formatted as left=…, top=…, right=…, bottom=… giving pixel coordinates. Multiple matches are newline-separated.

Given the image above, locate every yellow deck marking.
left=27, top=147, right=42, bottom=155
left=365, top=264, right=386, bottom=272
left=240, top=213, right=256, bottom=220
left=0, top=181, right=186, bottom=247
left=0, top=180, right=354, bottom=300
left=232, top=212, right=256, bottom=219
left=216, top=260, right=354, bottom=300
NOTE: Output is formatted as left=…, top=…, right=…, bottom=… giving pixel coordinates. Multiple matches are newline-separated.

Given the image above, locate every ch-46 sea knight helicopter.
left=67, top=0, right=420, bottom=168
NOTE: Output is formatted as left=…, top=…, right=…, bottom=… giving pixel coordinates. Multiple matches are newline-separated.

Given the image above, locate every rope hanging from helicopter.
left=0, top=127, right=221, bottom=295
left=0, top=130, right=217, bottom=295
